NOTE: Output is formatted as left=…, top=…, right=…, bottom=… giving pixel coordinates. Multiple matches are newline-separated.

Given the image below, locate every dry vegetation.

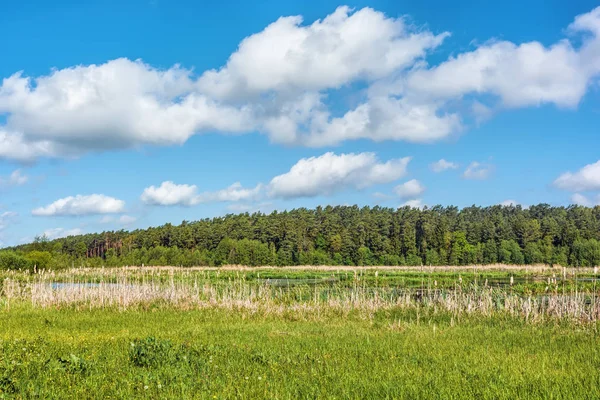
left=2, top=265, right=599, bottom=323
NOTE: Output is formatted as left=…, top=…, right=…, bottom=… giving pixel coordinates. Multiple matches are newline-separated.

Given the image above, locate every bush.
left=0, top=251, right=31, bottom=270
left=25, top=251, right=53, bottom=270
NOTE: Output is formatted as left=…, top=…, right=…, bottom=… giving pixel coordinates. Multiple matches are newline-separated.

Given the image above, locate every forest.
left=3, top=204, right=600, bottom=269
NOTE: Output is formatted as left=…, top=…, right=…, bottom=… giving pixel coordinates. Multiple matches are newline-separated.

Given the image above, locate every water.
left=258, top=277, right=338, bottom=287
left=50, top=282, right=135, bottom=289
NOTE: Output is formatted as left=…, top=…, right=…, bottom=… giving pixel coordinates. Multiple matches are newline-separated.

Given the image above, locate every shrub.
left=0, top=251, right=31, bottom=270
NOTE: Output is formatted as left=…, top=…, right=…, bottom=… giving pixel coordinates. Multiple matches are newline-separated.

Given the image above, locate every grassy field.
left=1, top=266, right=600, bottom=399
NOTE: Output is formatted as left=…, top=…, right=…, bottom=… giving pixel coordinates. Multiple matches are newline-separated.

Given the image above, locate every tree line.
left=2, top=204, right=600, bottom=270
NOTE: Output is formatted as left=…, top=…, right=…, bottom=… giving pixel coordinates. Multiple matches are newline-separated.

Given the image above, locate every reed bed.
left=2, top=267, right=599, bottom=323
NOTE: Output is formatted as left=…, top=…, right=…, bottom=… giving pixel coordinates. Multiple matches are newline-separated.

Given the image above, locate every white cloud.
left=463, top=162, right=493, bottom=180
left=198, top=182, right=263, bottom=203
left=293, top=97, right=461, bottom=147
left=141, top=181, right=199, bottom=206
left=0, top=6, right=598, bottom=160
left=0, top=7, right=449, bottom=159
left=0, top=129, right=59, bottom=162
left=268, top=152, right=410, bottom=198
left=0, top=169, right=28, bottom=186
left=500, top=199, right=519, bottom=206
left=406, top=40, right=587, bottom=108
left=570, top=193, right=600, bottom=207
left=42, top=227, right=83, bottom=239
left=0, top=59, right=254, bottom=159
left=197, top=6, right=448, bottom=98
left=401, top=199, right=425, bottom=209
left=32, top=194, right=125, bottom=216
left=554, top=160, right=600, bottom=192
left=430, top=159, right=458, bottom=172
left=571, top=193, right=592, bottom=206
left=141, top=181, right=262, bottom=206
left=394, top=179, right=425, bottom=199
left=405, top=7, right=600, bottom=109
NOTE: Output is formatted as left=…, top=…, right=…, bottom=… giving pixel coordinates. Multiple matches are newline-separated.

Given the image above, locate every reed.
left=2, top=267, right=599, bottom=323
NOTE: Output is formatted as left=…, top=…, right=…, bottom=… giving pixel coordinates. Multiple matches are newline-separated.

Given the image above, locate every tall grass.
left=2, top=267, right=599, bottom=323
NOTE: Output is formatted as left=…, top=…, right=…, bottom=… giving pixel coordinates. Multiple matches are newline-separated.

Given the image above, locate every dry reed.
left=2, top=268, right=599, bottom=323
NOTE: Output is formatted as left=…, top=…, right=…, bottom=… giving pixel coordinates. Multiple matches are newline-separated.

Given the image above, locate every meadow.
left=1, top=265, right=600, bottom=399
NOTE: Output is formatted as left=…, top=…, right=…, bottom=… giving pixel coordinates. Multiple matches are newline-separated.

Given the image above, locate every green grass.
left=1, top=306, right=599, bottom=399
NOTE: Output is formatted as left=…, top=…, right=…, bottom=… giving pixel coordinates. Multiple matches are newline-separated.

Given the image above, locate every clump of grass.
left=58, top=353, right=91, bottom=375
left=129, top=336, right=205, bottom=372
left=129, top=337, right=175, bottom=368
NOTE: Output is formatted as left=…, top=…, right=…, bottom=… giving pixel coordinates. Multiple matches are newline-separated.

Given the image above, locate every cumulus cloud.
left=0, top=59, right=252, bottom=157
left=430, top=159, right=458, bottom=172
left=268, top=152, right=410, bottom=198
left=197, top=6, right=448, bottom=98
left=141, top=181, right=262, bottom=206
left=554, top=160, right=600, bottom=191
left=406, top=41, right=587, bottom=108
left=32, top=194, right=125, bottom=216
left=401, top=199, right=425, bottom=209
left=463, top=162, right=493, bottom=180
left=293, top=97, right=461, bottom=146
left=0, top=6, right=598, bottom=160
left=199, top=182, right=263, bottom=203
left=500, top=199, right=519, bottom=206
left=42, top=227, right=84, bottom=239
left=0, top=130, right=59, bottom=162
left=394, top=179, right=425, bottom=199
left=144, top=152, right=412, bottom=204
left=141, top=181, right=199, bottom=206
left=405, top=7, right=600, bottom=109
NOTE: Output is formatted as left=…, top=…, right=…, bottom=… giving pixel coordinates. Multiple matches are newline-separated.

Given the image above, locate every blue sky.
left=0, top=0, right=599, bottom=246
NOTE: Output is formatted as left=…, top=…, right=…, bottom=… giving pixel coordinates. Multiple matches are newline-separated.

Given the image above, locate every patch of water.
left=50, top=282, right=136, bottom=289
left=258, top=278, right=338, bottom=287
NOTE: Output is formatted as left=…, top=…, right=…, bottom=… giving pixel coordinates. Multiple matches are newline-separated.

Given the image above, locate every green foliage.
left=3, top=204, right=600, bottom=268
left=25, top=251, right=54, bottom=270
left=0, top=251, right=31, bottom=270
left=571, top=239, right=600, bottom=267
